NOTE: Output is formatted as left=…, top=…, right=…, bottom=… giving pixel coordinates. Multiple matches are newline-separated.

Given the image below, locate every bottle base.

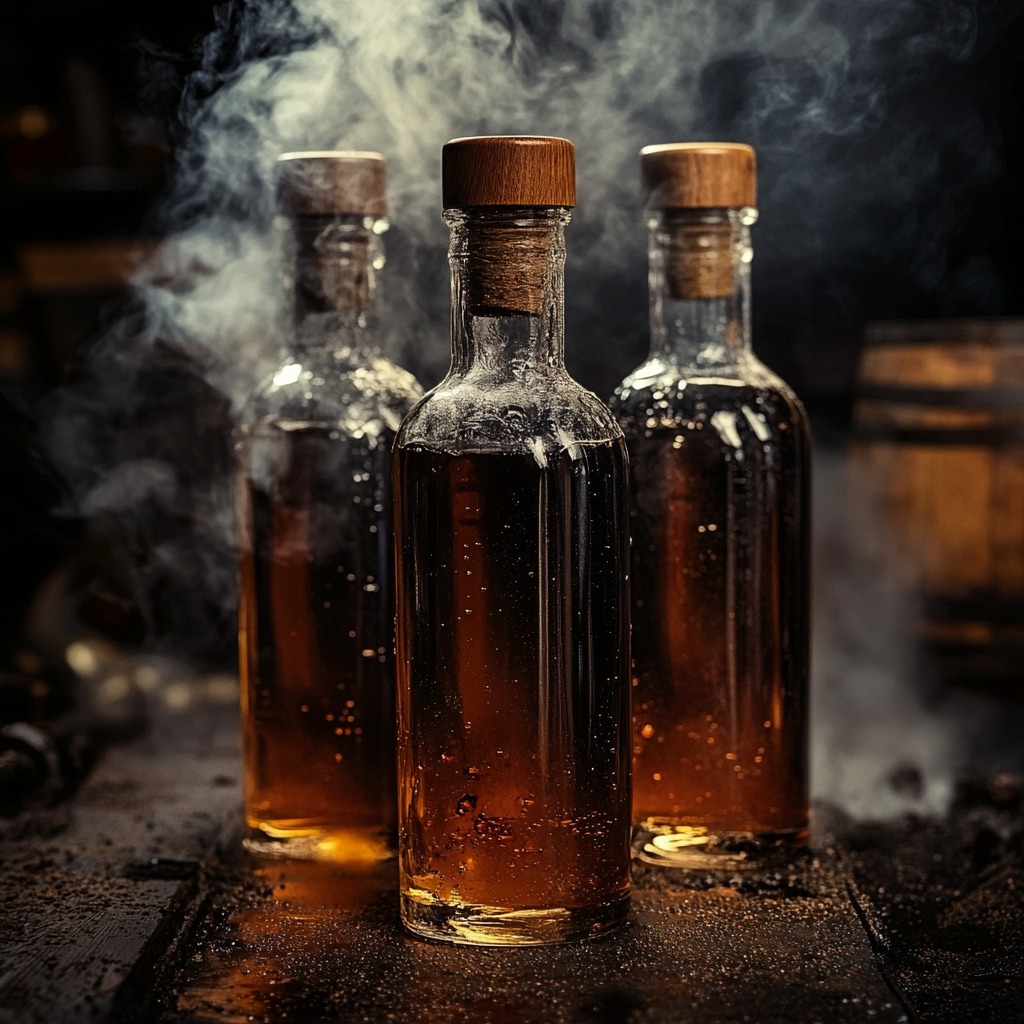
left=399, top=889, right=630, bottom=947
left=633, top=821, right=809, bottom=869
left=243, top=823, right=394, bottom=865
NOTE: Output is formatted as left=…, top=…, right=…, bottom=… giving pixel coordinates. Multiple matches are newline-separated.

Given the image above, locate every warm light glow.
left=18, top=106, right=50, bottom=139
left=66, top=641, right=100, bottom=677
left=272, top=362, right=303, bottom=387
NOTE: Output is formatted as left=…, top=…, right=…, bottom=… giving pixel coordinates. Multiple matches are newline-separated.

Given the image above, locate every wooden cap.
left=442, top=136, right=575, bottom=209
left=640, top=143, right=756, bottom=210
left=276, top=151, right=387, bottom=217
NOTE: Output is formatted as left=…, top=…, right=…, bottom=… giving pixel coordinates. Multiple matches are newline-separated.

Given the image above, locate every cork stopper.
left=641, top=143, right=755, bottom=301
left=278, top=152, right=387, bottom=313
left=655, top=221, right=734, bottom=300
left=276, top=151, right=387, bottom=217
left=442, top=136, right=575, bottom=210
left=443, top=137, right=574, bottom=317
left=639, top=143, right=756, bottom=211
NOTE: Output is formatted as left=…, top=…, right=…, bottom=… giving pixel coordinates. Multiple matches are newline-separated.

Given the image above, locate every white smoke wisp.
left=132, top=0, right=1008, bottom=406
left=810, top=451, right=951, bottom=818
left=809, top=449, right=1024, bottom=821
left=36, top=0, right=1024, bottom=760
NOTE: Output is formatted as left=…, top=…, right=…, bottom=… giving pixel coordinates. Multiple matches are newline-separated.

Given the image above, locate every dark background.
left=1, top=0, right=1023, bottom=671
left=0, top=3, right=224, bottom=669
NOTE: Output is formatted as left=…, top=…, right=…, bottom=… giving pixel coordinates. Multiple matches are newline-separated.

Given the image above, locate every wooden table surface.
left=1, top=689, right=1021, bottom=1024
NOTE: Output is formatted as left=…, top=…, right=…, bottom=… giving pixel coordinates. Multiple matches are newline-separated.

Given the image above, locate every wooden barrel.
left=848, top=318, right=1024, bottom=693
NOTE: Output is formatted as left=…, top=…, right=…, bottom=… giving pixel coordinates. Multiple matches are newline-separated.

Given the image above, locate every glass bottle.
left=610, top=143, right=810, bottom=867
left=393, top=136, right=631, bottom=945
left=236, top=152, right=422, bottom=863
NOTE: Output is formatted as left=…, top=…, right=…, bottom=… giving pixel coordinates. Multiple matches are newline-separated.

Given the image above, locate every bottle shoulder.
left=611, top=355, right=807, bottom=432
left=243, top=349, right=423, bottom=437
left=611, top=359, right=810, bottom=461
left=396, top=370, right=623, bottom=456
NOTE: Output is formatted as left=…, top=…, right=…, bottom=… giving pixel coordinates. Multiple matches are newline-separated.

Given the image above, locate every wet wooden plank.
left=841, top=780, right=1024, bottom=1024
left=5, top=696, right=1020, bottom=1024
left=0, top=699, right=241, bottom=1024
left=155, top=834, right=909, bottom=1024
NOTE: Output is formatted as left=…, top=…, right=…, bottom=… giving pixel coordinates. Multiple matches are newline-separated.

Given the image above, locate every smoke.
left=814, top=453, right=950, bottom=819
left=132, top=0, right=1017, bottom=398
left=33, top=0, right=1024, bottom=806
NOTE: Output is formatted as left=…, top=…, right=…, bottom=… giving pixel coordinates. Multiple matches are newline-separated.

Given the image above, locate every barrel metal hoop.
left=850, top=424, right=1024, bottom=444
left=857, top=384, right=1024, bottom=409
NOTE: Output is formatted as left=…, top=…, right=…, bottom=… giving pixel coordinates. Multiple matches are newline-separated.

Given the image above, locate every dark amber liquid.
left=394, top=441, right=631, bottom=942
left=623, top=383, right=809, bottom=856
left=238, top=426, right=396, bottom=861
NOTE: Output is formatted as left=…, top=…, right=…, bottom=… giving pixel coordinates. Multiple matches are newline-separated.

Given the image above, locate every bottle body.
left=236, top=183, right=422, bottom=862
left=237, top=376, right=415, bottom=861
left=611, top=203, right=810, bottom=866
left=393, top=205, right=631, bottom=944
left=613, top=368, right=809, bottom=864
left=394, top=439, right=630, bottom=941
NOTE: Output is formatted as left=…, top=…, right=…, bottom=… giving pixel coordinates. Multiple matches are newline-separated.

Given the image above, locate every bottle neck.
left=446, top=207, right=569, bottom=379
left=647, top=208, right=755, bottom=369
left=284, top=213, right=386, bottom=356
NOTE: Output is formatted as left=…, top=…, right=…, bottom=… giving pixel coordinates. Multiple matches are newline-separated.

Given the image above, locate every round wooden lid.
left=276, top=151, right=387, bottom=216
left=640, top=143, right=756, bottom=210
left=442, top=136, right=575, bottom=209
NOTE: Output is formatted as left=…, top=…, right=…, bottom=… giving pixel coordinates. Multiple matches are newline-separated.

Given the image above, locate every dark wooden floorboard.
left=151, top=820, right=910, bottom=1024
left=0, top=698, right=241, bottom=1024
left=4, top=701, right=1022, bottom=1023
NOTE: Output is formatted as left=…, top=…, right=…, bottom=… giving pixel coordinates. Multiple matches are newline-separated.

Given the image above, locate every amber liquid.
left=394, top=441, right=631, bottom=944
left=238, top=426, right=396, bottom=862
left=623, top=382, right=809, bottom=864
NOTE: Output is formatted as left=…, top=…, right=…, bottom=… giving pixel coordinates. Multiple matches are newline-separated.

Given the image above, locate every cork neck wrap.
left=292, top=215, right=379, bottom=315
left=651, top=207, right=757, bottom=303
left=664, top=220, right=733, bottom=300
left=450, top=209, right=568, bottom=319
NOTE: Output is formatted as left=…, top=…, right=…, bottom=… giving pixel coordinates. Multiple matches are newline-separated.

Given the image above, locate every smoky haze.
left=36, top=0, right=1024, bottom=818
left=136, top=0, right=1016, bottom=402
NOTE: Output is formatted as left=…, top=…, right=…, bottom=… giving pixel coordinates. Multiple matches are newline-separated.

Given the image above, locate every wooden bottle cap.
left=276, top=151, right=387, bottom=217
left=640, top=143, right=756, bottom=210
left=442, top=136, right=575, bottom=209
left=279, top=153, right=385, bottom=313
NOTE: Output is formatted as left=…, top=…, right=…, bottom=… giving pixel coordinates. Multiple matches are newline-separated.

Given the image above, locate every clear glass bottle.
left=610, top=144, right=810, bottom=867
left=393, top=136, right=631, bottom=945
left=236, top=152, right=422, bottom=863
